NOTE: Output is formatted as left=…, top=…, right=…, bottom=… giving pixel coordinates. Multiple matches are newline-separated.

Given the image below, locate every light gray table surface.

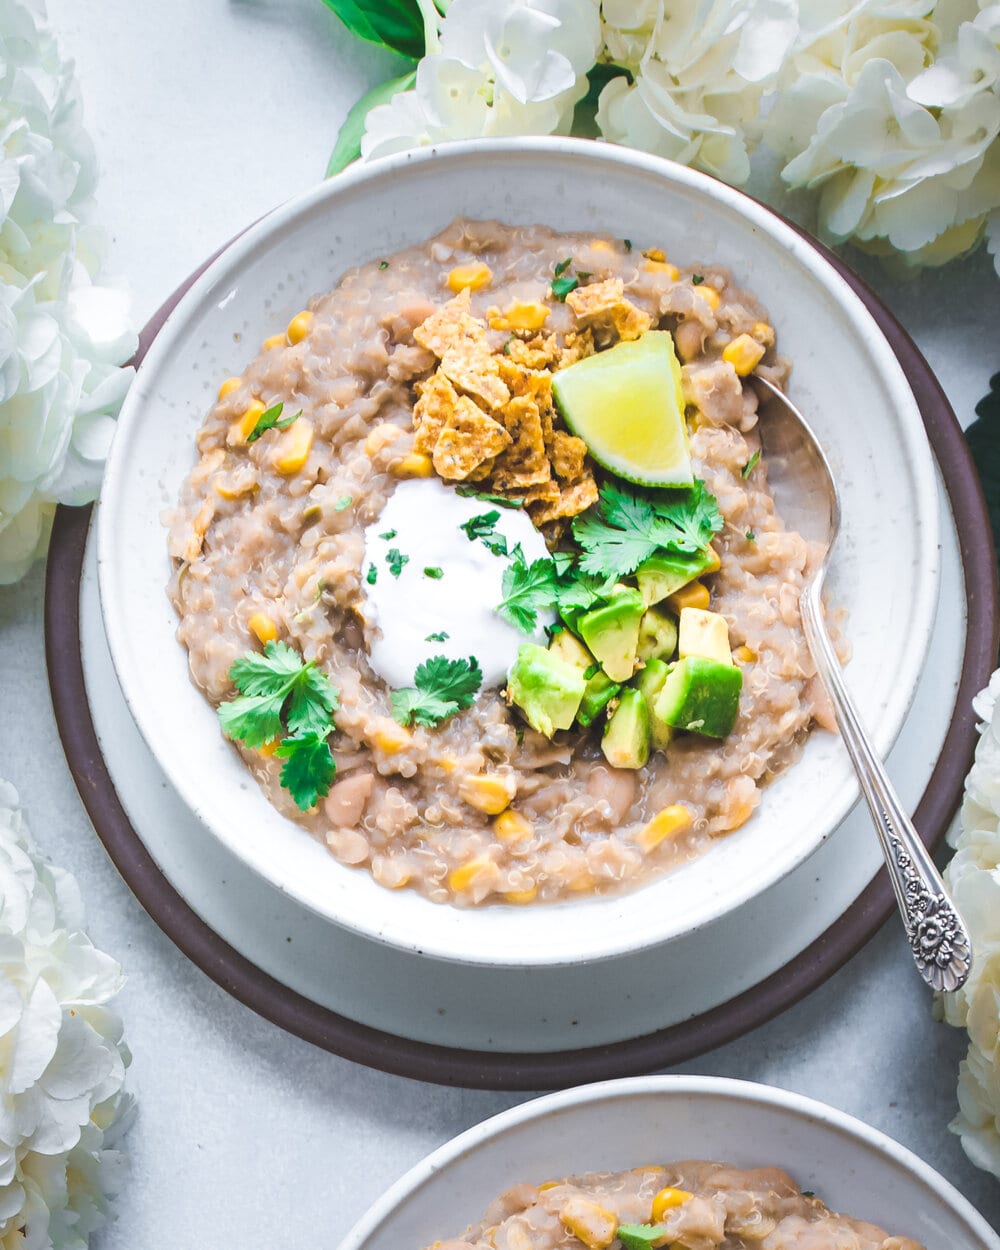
left=1, top=2, right=999, bottom=1245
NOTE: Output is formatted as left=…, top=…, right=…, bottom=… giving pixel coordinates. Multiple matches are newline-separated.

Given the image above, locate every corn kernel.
left=704, top=544, right=722, bottom=574
left=459, top=773, right=517, bottom=815
left=273, top=417, right=314, bottom=475
left=258, top=738, right=280, bottom=758
left=286, top=310, right=313, bottom=344
left=559, top=1198, right=617, bottom=1250
left=589, top=239, right=613, bottom=252
left=393, top=452, right=434, bottom=478
left=493, top=809, right=534, bottom=842
left=248, top=612, right=278, bottom=645
left=230, top=399, right=266, bottom=445
left=734, top=644, right=756, bottom=664
left=214, top=473, right=258, bottom=500
left=371, top=719, right=412, bottom=753
left=567, top=871, right=595, bottom=893
left=727, top=801, right=756, bottom=831
left=447, top=262, right=493, bottom=293
left=637, top=805, right=693, bottom=853
left=667, top=581, right=710, bottom=613
left=365, top=423, right=404, bottom=457
left=751, top=320, right=776, bottom=347
left=537, top=1182, right=559, bottom=1192
left=645, top=259, right=680, bottom=280
left=504, top=886, right=538, bottom=904
left=448, top=855, right=494, bottom=893
left=651, top=1187, right=694, bottom=1220
left=491, top=301, right=550, bottom=332
left=723, top=333, right=766, bottom=377
left=696, top=283, right=721, bottom=311
left=217, top=376, right=242, bottom=400
left=643, top=247, right=666, bottom=262
left=262, top=333, right=286, bottom=351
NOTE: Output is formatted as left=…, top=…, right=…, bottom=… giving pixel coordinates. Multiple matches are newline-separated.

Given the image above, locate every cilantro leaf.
left=741, top=449, right=760, bottom=478
left=460, top=511, right=501, bottom=541
left=455, top=486, right=524, bottom=508
left=334, top=495, right=353, bottom=510
left=218, top=692, right=286, bottom=750
left=551, top=273, right=579, bottom=302
left=497, top=546, right=560, bottom=633
left=425, top=630, right=449, bottom=642
left=228, top=640, right=305, bottom=696
left=651, top=480, right=723, bottom=553
left=386, top=547, right=409, bottom=577
left=246, top=401, right=301, bottom=443
left=554, top=257, right=573, bottom=277
left=423, top=566, right=444, bottom=579
left=380, top=528, right=397, bottom=540
left=617, top=1225, right=671, bottom=1250
left=275, top=730, right=336, bottom=810
left=284, top=665, right=339, bottom=736
left=366, top=564, right=378, bottom=585
left=391, top=655, right=483, bottom=728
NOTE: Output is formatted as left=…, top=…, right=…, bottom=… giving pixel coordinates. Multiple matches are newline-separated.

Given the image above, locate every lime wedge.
left=552, top=330, right=693, bottom=487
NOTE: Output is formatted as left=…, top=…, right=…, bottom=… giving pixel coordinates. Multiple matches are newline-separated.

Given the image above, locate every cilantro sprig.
left=391, top=656, right=483, bottom=728
left=246, top=401, right=301, bottom=443
left=460, top=510, right=509, bottom=557
left=550, top=256, right=591, bottom=302
left=218, top=640, right=339, bottom=810
left=497, top=546, right=608, bottom=634
left=571, top=480, right=722, bottom=580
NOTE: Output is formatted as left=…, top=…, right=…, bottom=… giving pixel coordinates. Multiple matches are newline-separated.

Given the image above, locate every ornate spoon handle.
left=802, top=578, right=972, bottom=993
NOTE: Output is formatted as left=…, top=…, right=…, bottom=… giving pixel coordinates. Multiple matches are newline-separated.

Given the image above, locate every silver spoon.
left=752, top=374, right=972, bottom=993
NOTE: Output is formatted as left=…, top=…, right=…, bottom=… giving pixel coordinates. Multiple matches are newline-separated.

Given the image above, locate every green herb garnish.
left=366, top=564, right=378, bottom=585
left=742, top=450, right=760, bottom=478
left=583, top=664, right=600, bottom=680
left=692, top=273, right=705, bottom=285
left=571, top=480, right=722, bottom=580
left=380, top=528, right=397, bottom=540
left=497, top=545, right=560, bottom=633
left=391, top=655, right=483, bottom=728
left=334, top=495, right=353, bottom=510
left=460, top=510, right=501, bottom=541
left=246, top=402, right=301, bottom=443
left=552, top=273, right=579, bottom=302
left=746, top=529, right=757, bottom=542
left=423, top=566, right=444, bottom=579
left=378, top=260, right=389, bottom=270
left=623, top=238, right=633, bottom=252
left=217, top=640, right=339, bottom=810
left=425, top=630, right=449, bottom=642
left=503, top=336, right=514, bottom=356
left=455, top=486, right=524, bottom=508
left=386, top=547, right=409, bottom=577
left=554, top=257, right=573, bottom=277
left=617, top=1225, right=671, bottom=1250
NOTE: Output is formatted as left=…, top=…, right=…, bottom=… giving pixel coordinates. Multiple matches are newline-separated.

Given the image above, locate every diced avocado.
left=578, top=585, right=645, bottom=682
left=601, top=687, right=651, bottom=770
left=507, top=644, right=586, bottom=738
left=549, top=629, right=593, bottom=672
left=633, top=657, right=674, bottom=751
left=653, top=656, right=742, bottom=739
left=637, top=606, right=678, bottom=663
left=678, top=606, right=732, bottom=664
left=577, top=669, right=621, bottom=728
left=636, top=548, right=716, bottom=607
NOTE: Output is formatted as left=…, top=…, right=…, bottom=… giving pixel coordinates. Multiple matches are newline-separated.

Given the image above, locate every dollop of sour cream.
left=361, top=478, right=553, bottom=690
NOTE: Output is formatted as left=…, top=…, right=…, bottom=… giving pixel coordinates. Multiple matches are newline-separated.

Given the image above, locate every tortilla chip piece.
left=440, top=337, right=511, bottom=410
left=413, top=288, right=486, bottom=358
left=432, top=398, right=512, bottom=480
left=566, top=279, right=651, bottom=342
left=549, top=430, right=588, bottom=482
left=558, top=328, right=595, bottom=367
left=504, top=334, right=560, bottom=371
left=529, top=475, right=599, bottom=525
left=496, top=395, right=548, bottom=469
left=412, top=371, right=462, bottom=454
left=521, top=479, right=561, bottom=506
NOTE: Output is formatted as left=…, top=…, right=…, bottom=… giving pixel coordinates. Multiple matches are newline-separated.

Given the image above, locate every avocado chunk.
left=636, top=548, right=718, bottom=608
left=549, top=628, right=594, bottom=672
left=633, top=657, right=674, bottom=751
left=678, top=607, right=732, bottom=665
left=507, top=644, right=586, bottom=738
left=577, top=669, right=621, bottom=728
left=637, top=606, right=678, bottom=663
left=653, top=656, right=742, bottom=739
left=601, top=687, right=651, bottom=770
left=578, top=585, right=645, bottom=682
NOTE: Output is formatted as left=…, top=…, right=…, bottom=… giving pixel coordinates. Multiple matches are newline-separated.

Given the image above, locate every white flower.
left=0, top=0, right=137, bottom=585
left=952, top=1043, right=1000, bottom=1177
left=909, top=5, right=1000, bottom=110
left=0, top=780, right=133, bottom=1247
left=361, top=0, right=600, bottom=161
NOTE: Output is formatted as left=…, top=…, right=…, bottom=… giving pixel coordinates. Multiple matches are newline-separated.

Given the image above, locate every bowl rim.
left=338, top=1074, right=1000, bottom=1249
left=97, top=135, right=940, bottom=965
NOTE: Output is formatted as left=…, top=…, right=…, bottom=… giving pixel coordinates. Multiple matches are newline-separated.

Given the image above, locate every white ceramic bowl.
left=339, top=1076, right=998, bottom=1249
left=98, top=138, right=939, bottom=967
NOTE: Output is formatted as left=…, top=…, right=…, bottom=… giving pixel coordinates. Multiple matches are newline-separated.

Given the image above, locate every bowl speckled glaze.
left=98, top=138, right=939, bottom=967
left=339, top=1077, right=998, bottom=1250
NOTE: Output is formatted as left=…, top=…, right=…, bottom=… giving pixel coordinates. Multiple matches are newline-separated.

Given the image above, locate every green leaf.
left=246, top=402, right=300, bottom=443
left=967, top=370, right=1000, bottom=590
left=455, top=485, right=525, bottom=508
left=391, top=655, right=483, bottom=727
left=497, top=547, right=560, bottom=633
left=391, top=686, right=455, bottom=728
left=319, top=0, right=425, bottom=59
left=285, top=664, right=339, bottom=737
left=218, top=692, right=286, bottom=750
left=551, top=272, right=579, bottom=302
left=326, top=69, right=417, bottom=176
left=386, top=547, right=409, bottom=577
left=228, top=640, right=304, bottom=696
left=275, top=731, right=337, bottom=810
left=741, top=449, right=760, bottom=478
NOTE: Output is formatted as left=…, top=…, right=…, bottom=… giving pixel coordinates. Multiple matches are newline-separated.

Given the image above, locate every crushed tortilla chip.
left=549, top=430, right=588, bottom=482
left=566, top=279, right=651, bottom=342
left=440, top=338, right=511, bottom=410
left=412, top=372, right=462, bottom=455
left=432, top=398, right=512, bottom=480
left=503, top=334, right=560, bottom=370
left=529, top=476, right=600, bottom=525
left=558, top=329, right=595, bottom=368
left=413, top=288, right=485, bottom=357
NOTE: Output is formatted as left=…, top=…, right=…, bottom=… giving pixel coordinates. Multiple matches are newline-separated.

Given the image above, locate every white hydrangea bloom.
left=0, top=0, right=136, bottom=584
left=0, top=780, right=133, bottom=1247
left=361, top=0, right=600, bottom=161
left=937, top=669, right=1000, bottom=1177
